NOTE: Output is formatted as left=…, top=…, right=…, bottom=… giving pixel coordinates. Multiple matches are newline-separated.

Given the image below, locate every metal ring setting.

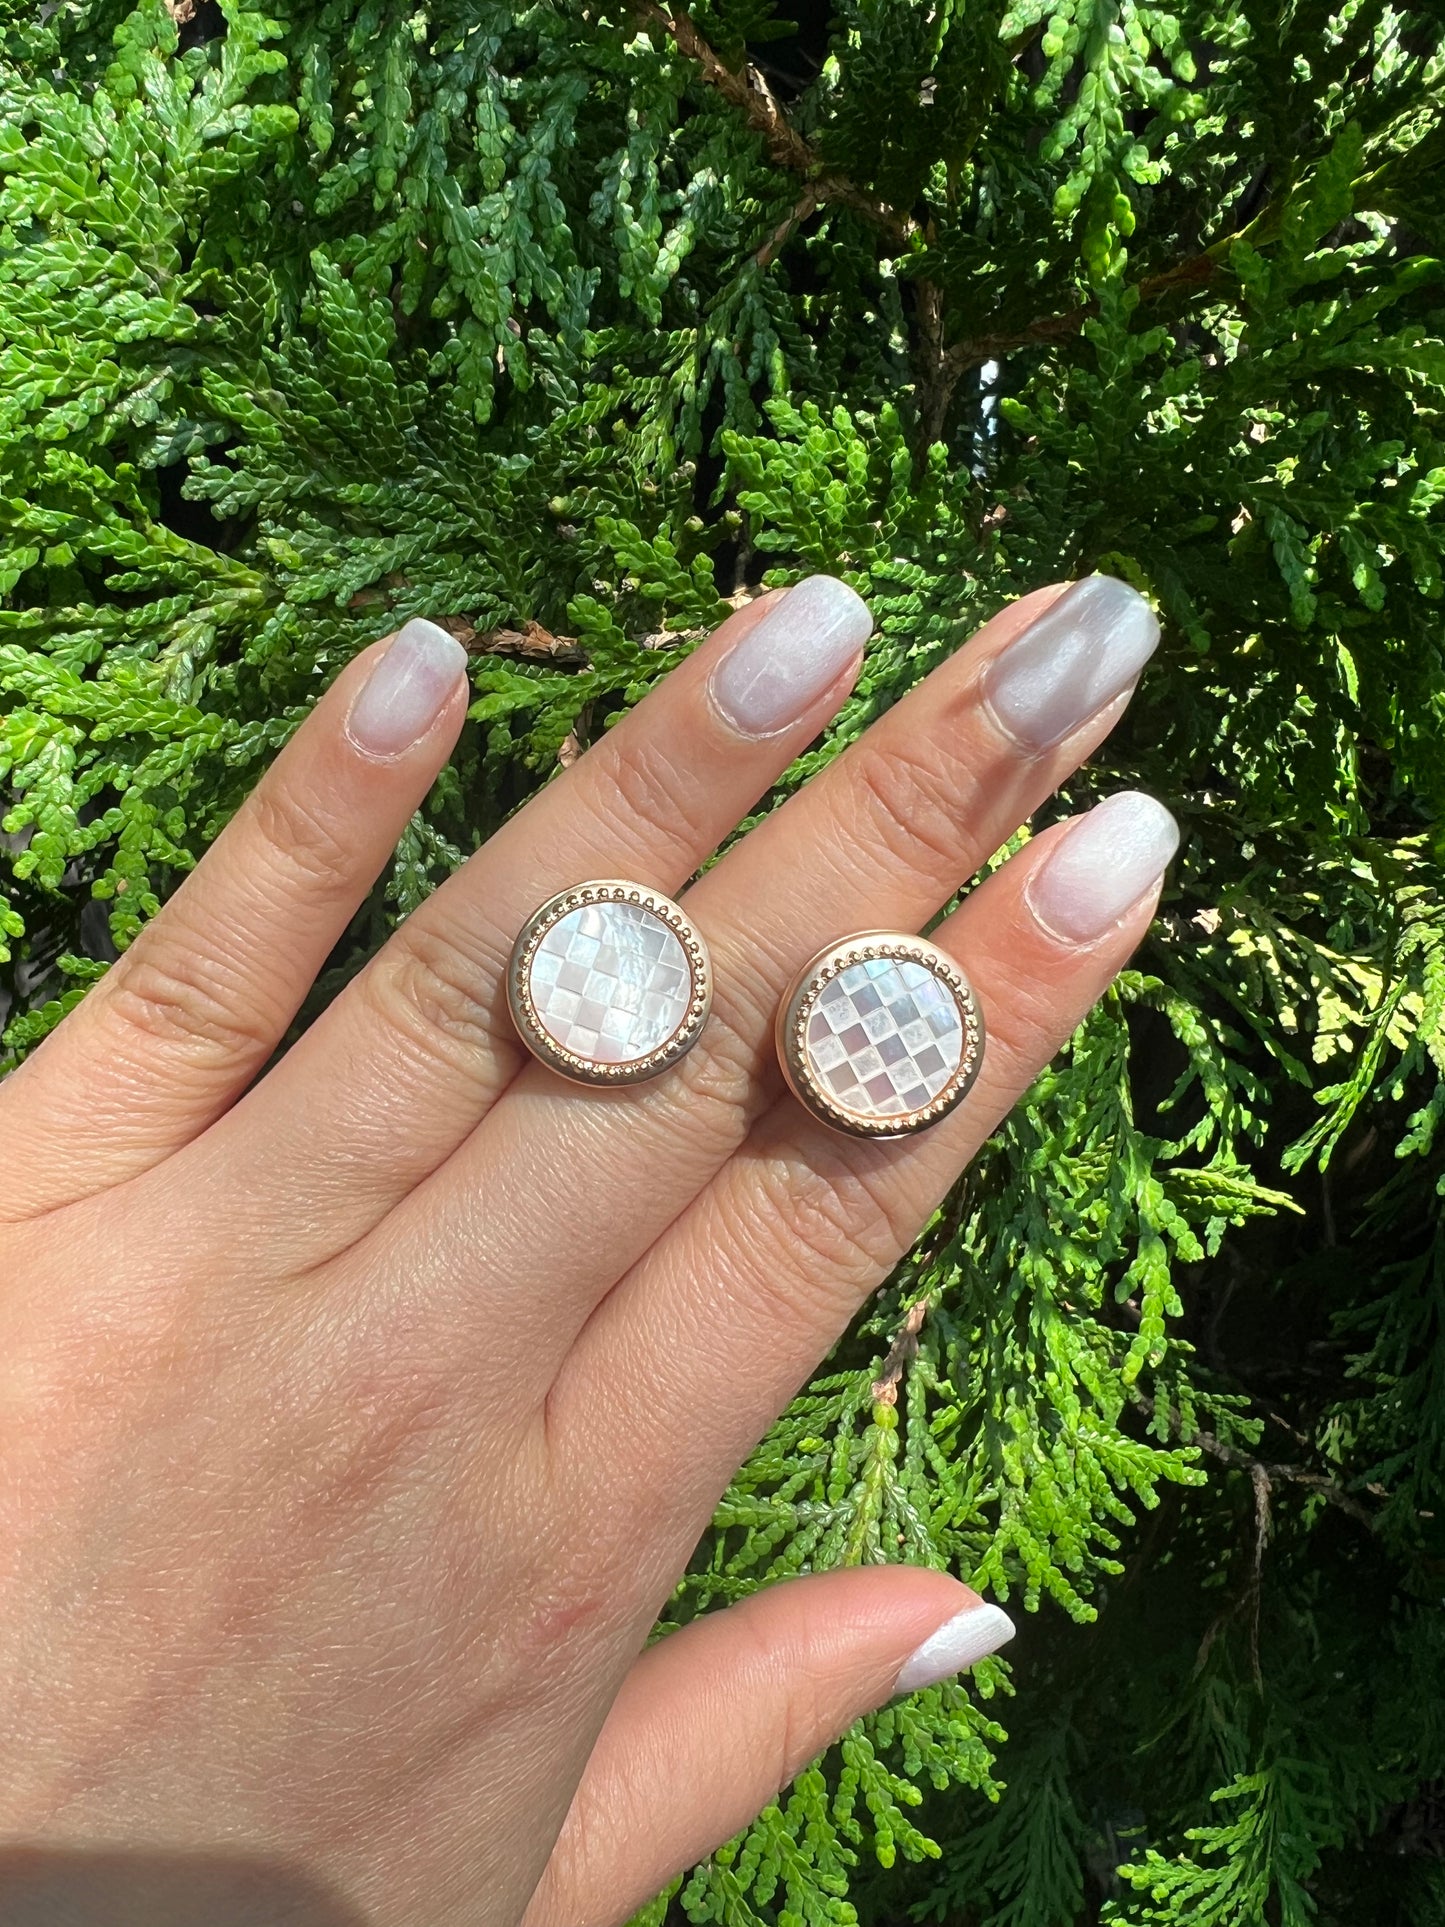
left=776, top=932, right=984, bottom=1138
left=508, top=880, right=711, bottom=1086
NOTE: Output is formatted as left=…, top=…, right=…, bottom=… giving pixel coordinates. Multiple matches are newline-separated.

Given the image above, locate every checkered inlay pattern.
left=803, top=957, right=965, bottom=1119
left=527, top=901, right=693, bottom=1064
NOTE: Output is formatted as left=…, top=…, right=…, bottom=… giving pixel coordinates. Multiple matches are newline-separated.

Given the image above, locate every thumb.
left=523, top=1568, right=1016, bottom=1927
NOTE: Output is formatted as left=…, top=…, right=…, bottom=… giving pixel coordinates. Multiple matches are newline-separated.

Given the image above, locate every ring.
left=508, top=880, right=712, bottom=1086
left=775, top=932, right=984, bottom=1138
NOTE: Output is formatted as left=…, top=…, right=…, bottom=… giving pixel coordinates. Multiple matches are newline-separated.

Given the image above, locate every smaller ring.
left=508, top=880, right=712, bottom=1086
left=775, top=932, right=984, bottom=1139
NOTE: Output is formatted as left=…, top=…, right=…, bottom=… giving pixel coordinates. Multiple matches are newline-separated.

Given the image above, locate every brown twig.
left=636, top=3, right=917, bottom=247
left=871, top=1297, right=931, bottom=1406
left=913, top=279, right=958, bottom=454
left=447, top=619, right=587, bottom=664
left=642, top=1, right=1233, bottom=446
left=942, top=250, right=1221, bottom=377
left=1246, top=1462, right=1271, bottom=1684
left=1131, top=1391, right=1377, bottom=1530
left=559, top=701, right=593, bottom=768
left=756, top=187, right=819, bottom=269
left=1199, top=1455, right=1274, bottom=1681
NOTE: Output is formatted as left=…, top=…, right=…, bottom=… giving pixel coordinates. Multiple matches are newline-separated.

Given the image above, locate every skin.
left=0, top=584, right=1162, bottom=1927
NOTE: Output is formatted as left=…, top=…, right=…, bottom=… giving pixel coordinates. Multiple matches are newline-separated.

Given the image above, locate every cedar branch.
left=635, top=4, right=917, bottom=248
left=1131, top=1392, right=1376, bottom=1530
left=756, top=187, right=818, bottom=269
left=914, top=280, right=954, bottom=452
left=640, top=3, right=1228, bottom=438
left=871, top=1297, right=931, bottom=1405
left=943, top=250, right=1220, bottom=376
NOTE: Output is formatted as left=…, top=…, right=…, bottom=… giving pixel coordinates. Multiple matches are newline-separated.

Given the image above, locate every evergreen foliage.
left=3, top=2, right=1444, bottom=1921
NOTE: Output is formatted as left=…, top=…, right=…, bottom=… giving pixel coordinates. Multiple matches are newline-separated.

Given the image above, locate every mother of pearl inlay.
left=525, top=899, right=694, bottom=1065
left=803, top=957, right=965, bottom=1120
left=777, top=935, right=983, bottom=1137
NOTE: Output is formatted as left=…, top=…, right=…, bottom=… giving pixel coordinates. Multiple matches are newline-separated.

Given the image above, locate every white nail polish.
left=894, top=1602, right=1016, bottom=1695
left=982, top=576, right=1159, bottom=751
left=708, top=576, right=872, bottom=739
left=1026, top=791, right=1180, bottom=944
left=346, top=619, right=468, bottom=759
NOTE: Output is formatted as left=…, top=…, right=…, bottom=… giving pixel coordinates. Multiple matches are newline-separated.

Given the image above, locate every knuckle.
left=659, top=941, right=804, bottom=1136
left=248, top=779, right=359, bottom=895
left=731, top=1149, right=912, bottom=1330
left=732, top=1609, right=833, bottom=1796
left=104, top=942, right=275, bottom=1059
left=592, top=739, right=710, bottom=868
left=848, top=743, right=970, bottom=880
left=990, top=980, right=1056, bottom=1057
left=362, top=919, right=502, bottom=1069
left=964, top=964, right=1053, bottom=1075
left=669, top=996, right=769, bottom=1125
left=776, top=1667, right=832, bottom=1792
left=507, top=1542, right=630, bottom=1664
left=664, top=933, right=803, bottom=1121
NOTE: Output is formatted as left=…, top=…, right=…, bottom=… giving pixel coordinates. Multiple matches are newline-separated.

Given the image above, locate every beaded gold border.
left=507, top=880, right=712, bottom=1087
left=774, top=932, right=985, bottom=1140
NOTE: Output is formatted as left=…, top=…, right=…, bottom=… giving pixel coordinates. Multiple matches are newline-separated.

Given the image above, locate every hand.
left=0, top=575, right=1173, bottom=1926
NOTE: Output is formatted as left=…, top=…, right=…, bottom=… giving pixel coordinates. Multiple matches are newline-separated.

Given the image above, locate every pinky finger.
left=522, top=1568, right=1016, bottom=1927
left=0, top=621, right=468, bottom=1220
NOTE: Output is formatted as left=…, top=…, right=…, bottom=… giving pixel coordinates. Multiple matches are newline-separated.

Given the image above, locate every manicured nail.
left=346, top=619, right=469, bottom=758
left=708, top=576, right=873, bottom=739
left=1026, top=791, right=1180, bottom=944
left=894, top=1602, right=1016, bottom=1695
left=982, top=576, right=1159, bottom=752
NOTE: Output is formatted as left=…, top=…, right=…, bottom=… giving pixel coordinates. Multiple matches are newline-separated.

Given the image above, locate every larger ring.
left=776, top=932, right=984, bottom=1138
left=508, top=880, right=712, bottom=1086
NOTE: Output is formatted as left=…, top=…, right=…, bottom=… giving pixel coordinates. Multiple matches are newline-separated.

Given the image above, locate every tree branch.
left=755, top=187, right=818, bottom=269
left=640, top=3, right=1229, bottom=440
left=943, top=250, right=1221, bottom=376
left=913, top=280, right=956, bottom=453
left=635, top=4, right=917, bottom=248
left=871, top=1296, right=930, bottom=1405
left=1131, top=1391, right=1377, bottom=1530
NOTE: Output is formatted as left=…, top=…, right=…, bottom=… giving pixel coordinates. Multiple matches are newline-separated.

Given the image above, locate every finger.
left=359, top=579, right=1156, bottom=1379
left=557, top=794, right=1179, bottom=1529
left=0, top=622, right=470, bottom=1220
left=171, top=581, right=871, bottom=1262
left=524, top=1569, right=1015, bottom=1927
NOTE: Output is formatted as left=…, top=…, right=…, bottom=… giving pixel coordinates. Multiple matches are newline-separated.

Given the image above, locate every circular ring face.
left=508, top=881, right=712, bottom=1086
left=776, top=933, right=984, bottom=1138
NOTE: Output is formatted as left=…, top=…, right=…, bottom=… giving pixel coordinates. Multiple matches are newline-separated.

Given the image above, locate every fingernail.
left=346, top=619, right=468, bottom=759
left=708, top=576, right=872, bottom=739
left=1026, top=791, right=1180, bottom=944
left=894, top=1601, right=1016, bottom=1695
left=982, top=576, right=1159, bottom=752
